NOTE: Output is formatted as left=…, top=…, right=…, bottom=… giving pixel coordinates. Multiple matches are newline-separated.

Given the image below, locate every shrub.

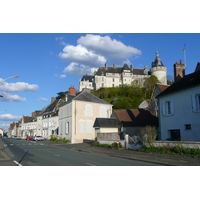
left=50, top=136, right=57, bottom=141
left=92, top=141, right=100, bottom=146
left=111, top=142, right=123, bottom=149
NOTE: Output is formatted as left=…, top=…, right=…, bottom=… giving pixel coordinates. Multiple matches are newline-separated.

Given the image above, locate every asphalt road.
left=1, top=138, right=161, bottom=166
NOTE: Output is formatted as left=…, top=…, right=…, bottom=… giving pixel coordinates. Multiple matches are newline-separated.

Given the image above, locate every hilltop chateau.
left=79, top=51, right=167, bottom=91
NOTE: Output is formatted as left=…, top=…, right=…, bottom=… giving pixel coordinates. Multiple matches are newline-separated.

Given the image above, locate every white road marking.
left=4, top=144, right=7, bottom=146
left=86, top=163, right=96, bottom=166
left=10, top=144, right=13, bottom=146
left=13, top=160, right=22, bottom=166
left=54, top=154, right=60, bottom=157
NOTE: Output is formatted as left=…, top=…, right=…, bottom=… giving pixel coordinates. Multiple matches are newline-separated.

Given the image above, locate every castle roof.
left=95, top=63, right=146, bottom=76
left=81, top=74, right=94, bottom=82
left=151, top=51, right=164, bottom=68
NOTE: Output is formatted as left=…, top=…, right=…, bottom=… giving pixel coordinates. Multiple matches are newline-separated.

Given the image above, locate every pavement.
left=1, top=139, right=200, bottom=166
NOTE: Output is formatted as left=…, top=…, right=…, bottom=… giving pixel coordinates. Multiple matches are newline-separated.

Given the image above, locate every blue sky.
left=0, top=33, right=199, bottom=131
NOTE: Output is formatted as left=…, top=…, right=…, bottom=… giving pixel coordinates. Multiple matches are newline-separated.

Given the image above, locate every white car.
left=32, top=136, right=46, bottom=141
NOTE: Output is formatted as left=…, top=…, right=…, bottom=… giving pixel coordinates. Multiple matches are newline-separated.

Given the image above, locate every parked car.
left=32, top=136, right=46, bottom=141
left=26, top=136, right=33, bottom=140
left=15, top=136, right=21, bottom=140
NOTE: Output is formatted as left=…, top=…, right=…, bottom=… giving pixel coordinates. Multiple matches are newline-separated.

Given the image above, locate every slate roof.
left=93, top=118, right=119, bottom=128
left=95, top=64, right=147, bottom=76
left=81, top=75, right=94, bottom=82
left=73, top=89, right=111, bottom=105
left=113, top=109, right=158, bottom=127
left=43, top=99, right=64, bottom=116
left=151, top=51, right=164, bottom=67
left=157, top=70, right=200, bottom=98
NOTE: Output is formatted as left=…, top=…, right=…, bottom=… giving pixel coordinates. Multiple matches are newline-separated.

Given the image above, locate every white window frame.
left=86, top=120, right=93, bottom=134
left=65, top=122, right=69, bottom=134
left=85, top=105, right=93, bottom=117
left=100, top=106, right=107, bottom=118
left=162, top=100, right=174, bottom=116
left=192, top=94, right=200, bottom=112
left=79, top=120, right=84, bottom=134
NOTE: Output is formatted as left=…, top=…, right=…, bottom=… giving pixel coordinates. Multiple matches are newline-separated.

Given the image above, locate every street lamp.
left=0, top=75, right=19, bottom=86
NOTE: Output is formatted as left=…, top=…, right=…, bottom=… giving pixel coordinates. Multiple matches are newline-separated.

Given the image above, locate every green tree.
left=143, top=75, right=160, bottom=98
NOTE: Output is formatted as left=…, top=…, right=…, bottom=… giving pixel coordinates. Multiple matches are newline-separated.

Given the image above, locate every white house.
left=157, top=63, right=200, bottom=141
left=59, top=87, right=113, bottom=143
left=41, top=98, right=64, bottom=139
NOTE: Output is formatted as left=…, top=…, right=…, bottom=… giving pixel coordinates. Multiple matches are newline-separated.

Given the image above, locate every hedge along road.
left=1, top=138, right=161, bottom=166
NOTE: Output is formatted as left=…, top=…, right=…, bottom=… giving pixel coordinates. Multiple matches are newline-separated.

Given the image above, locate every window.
left=113, top=78, right=115, bottom=82
left=79, top=120, right=84, bottom=134
left=185, top=124, right=191, bottom=130
left=100, top=106, right=107, bottom=117
left=162, top=100, right=174, bottom=116
left=65, top=122, right=69, bottom=134
left=192, top=94, right=200, bottom=112
left=85, top=105, right=92, bottom=117
left=86, top=121, right=93, bottom=134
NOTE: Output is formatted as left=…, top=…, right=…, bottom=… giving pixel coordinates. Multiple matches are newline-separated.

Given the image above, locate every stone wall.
left=98, top=139, right=125, bottom=147
left=154, top=141, right=200, bottom=149
left=97, top=132, right=120, bottom=140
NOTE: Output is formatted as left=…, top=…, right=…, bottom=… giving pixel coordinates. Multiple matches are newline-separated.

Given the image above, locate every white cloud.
left=63, top=62, right=98, bottom=76
left=0, top=81, right=39, bottom=92
left=0, top=92, right=26, bottom=102
left=59, top=44, right=106, bottom=67
left=77, top=34, right=142, bottom=60
left=36, top=97, right=48, bottom=102
left=59, top=74, right=66, bottom=78
left=0, top=114, right=22, bottom=121
left=59, top=34, right=142, bottom=76
left=0, top=124, right=9, bottom=127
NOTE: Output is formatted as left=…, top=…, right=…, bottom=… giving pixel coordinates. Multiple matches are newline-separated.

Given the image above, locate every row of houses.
left=8, top=60, right=200, bottom=143
left=8, top=85, right=158, bottom=143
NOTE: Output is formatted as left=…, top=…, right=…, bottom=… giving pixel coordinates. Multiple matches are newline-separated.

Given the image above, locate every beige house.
left=59, top=87, right=113, bottom=143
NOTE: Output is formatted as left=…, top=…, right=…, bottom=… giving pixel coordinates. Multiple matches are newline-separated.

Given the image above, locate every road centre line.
left=86, top=163, right=96, bottom=166
left=13, top=160, right=22, bottom=166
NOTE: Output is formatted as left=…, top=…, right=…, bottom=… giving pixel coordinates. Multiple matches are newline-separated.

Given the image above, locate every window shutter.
left=170, top=100, right=174, bottom=115
left=191, top=95, right=197, bottom=112
left=162, top=102, right=166, bottom=116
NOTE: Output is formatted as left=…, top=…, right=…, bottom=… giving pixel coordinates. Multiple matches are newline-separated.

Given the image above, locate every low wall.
left=154, top=141, right=200, bottom=149
left=97, top=132, right=120, bottom=140
left=98, top=139, right=125, bottom=147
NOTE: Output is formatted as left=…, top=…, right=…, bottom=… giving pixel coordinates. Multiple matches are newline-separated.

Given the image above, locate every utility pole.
left=183, top=44, right=186, bottom=70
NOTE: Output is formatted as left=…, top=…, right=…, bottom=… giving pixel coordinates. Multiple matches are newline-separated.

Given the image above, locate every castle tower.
left=150, top=51, right=167, bottom=85
left=173, top=60, right=185, bottom=82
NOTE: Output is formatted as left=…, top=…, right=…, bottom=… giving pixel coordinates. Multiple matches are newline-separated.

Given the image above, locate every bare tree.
left=140, top=125, right=158, bottom=147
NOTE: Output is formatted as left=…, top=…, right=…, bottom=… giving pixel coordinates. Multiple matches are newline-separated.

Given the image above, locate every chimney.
left=32, top=112, right=36, bottom=117
left=105, top=63, right=107, bottom=70
left=51, top=97, right=55, bottom=103
left=68, top=85, right=76, bottom=95
left=174, top=60, right=185, bottom=82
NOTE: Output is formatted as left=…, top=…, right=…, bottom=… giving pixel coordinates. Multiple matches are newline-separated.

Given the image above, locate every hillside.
left=91, top=76, right=160, bottom=109
left=91, top=85, right=148, bottom=109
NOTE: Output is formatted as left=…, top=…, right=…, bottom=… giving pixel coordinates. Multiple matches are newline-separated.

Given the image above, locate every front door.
left=170, top=129, right=181, bottom=141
